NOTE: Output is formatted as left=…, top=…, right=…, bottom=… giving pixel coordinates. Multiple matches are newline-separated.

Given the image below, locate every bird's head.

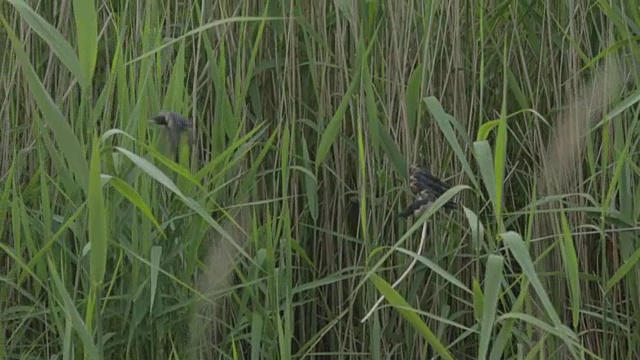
left=150, top=111, right=193, bottom=130
left=150, top=112, right=170, bottom=127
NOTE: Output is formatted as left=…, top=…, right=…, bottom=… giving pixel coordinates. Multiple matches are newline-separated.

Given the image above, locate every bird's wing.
left=409, top=165, right=451, bottom=196
left=403, top=164, right=458, bottom=215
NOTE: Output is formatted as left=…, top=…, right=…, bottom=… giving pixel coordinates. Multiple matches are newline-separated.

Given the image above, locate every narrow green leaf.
left=473, top=141, right=497, bottom=221
left=250, top=313, right=264, bottom=360
left=559, top=207, right=580, bottom=329
left=88, top=134, right=108, bottom=286
left=84, top=284, right=97, bottom=354
left=493, top=40, right=509, bottom=231
left=406, top=65, right=423, bottom=133
left=363, top=53, right=381, bottom=155
left=281, top=123, right=292, bottom=195
left=72, top=0, right=98, bottom=84
left=464, top=207, right=486, bottom=251
left=478, top=255, right=504, bottom=360
left=300, top=137, right=318, bottom=221
left=0, top=161, right=14, bottom=237
left=356, top=103, right=368, bottom=237
left=489, top=282, right=529, bottom=360
left=472, top=278, right=484, bottom=322
left=505, top=66, right=530, bottom=110
left=150, top=246, right=162, bottom=311
left=163, top=42, right=187, bottom=111
left=294, top=158, right=318, bottom=222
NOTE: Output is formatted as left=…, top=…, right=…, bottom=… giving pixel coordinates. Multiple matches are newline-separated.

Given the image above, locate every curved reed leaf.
left=394, top=247, right=473, bottom=295
left=300, top=137, right=319, bottom=221
left=473, top=141, right=497, bottom=231
left=315, top=47, right=364, bottom=170
left=1, top=14, right=90, bottom=193
left=71, top=0, right=98, bottom=85
left=424, top=96, right=480, bottom=189
left=7, top=0, right=86, bottom=86
left=101, top=175, right=163, bottom=232
left=478, top=254, right=504, bottom=360
left=501, top=231, right=580, bottom=356
left=406, top=65, right=423, bottom=134
left=47, top=257, right=102, bottom=359
left=369, top=274, right=455, bottom=360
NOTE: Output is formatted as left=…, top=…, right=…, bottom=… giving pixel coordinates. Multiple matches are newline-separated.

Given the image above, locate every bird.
left=149, top=111, right=194, bottom=162
left=398, top=164, right=457, bottom=218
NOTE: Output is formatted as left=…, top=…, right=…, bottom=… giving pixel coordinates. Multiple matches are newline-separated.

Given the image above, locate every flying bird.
left=398, top=164, right=457, bottom=218
left=150, top=111, right=194, bottom=162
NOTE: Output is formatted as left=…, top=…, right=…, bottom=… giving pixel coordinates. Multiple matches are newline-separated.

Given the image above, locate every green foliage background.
left=1, top=0, right=639, bottom=359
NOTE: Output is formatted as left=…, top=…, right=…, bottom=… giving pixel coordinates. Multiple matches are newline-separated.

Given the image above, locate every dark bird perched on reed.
left=150, top=111, right=194, bottom=162
left=398, top=164, right=458, bottom=218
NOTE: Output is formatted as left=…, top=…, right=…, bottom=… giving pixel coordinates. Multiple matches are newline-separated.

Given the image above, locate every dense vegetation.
left=1, top=1, right=639, bottom=359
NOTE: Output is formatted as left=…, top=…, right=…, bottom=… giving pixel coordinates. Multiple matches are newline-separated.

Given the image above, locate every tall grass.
left=2, top=0, right=640, bottom=359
